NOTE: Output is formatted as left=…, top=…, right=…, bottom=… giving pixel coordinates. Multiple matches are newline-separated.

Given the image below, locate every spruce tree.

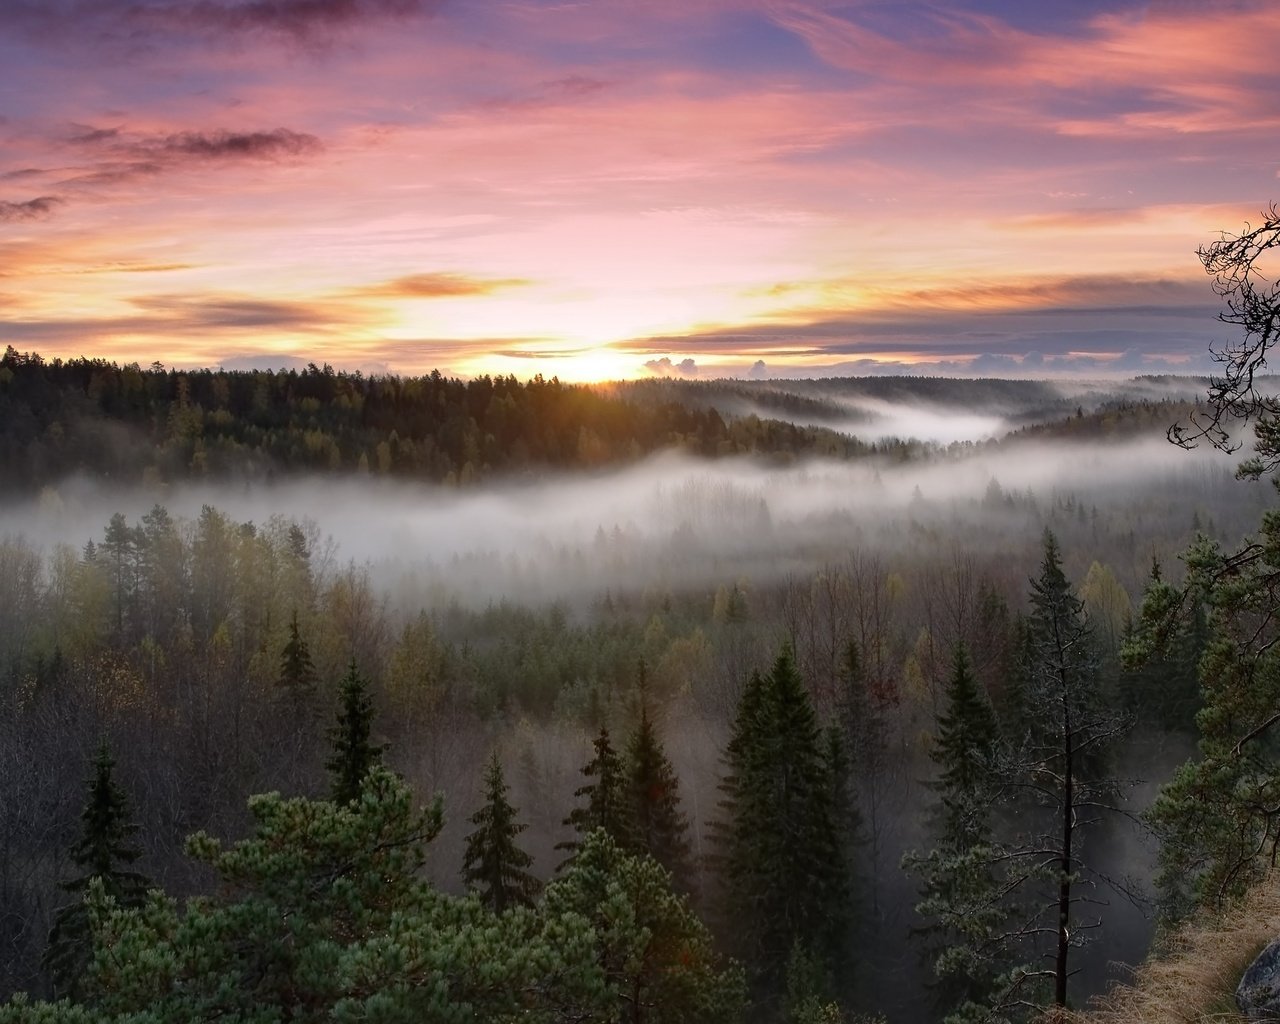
left=902, top=644, right=1007, bottom=1019
left=932, top=646, right=999, bottom=850
left=43, top=744, right=150, bottom=998
left=706, top=668, right=768, bottom=887
left=325, top=659, right=384, bottom=805
left=717, top=648, right=853, bottom=999
left=462, top=752, right=540, bottom=913
left=277, top=609, right=318, bottom=703
left=560, top=726, right=632, bottom=861
left=626, top=703, right=694, bottom=892
left=1006, top=530, right=1126, bottom=1011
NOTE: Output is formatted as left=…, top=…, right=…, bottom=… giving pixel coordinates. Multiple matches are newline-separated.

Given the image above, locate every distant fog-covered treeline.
left=0, top=347, right=1213, bottom=491
left=0, top=347, right=874, bottom=489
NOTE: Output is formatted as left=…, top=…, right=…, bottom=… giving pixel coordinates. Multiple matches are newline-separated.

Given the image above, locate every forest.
left=3, top=218, right=1280, bottom=1024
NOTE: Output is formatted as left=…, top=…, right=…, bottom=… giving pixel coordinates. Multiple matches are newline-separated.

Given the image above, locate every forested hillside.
left=0, top=348, right=885, bottom=490
left=0, top=347, right=1208, bottom=492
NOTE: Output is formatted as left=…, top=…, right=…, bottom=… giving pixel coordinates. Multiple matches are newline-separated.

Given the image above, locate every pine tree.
left=325, top=659, right=384, bottom=805
left=560, top=726, right=632, bottom=861
left=462, top=752, right=540, bottom=913
left=543, top=829, right=746, bottom=1024
left=626, top=702, right=694, bottom=892
left=20, top=768, right=619, bottom=1023
left=1131, top=521, right=1280, bottom=921
left=43, top=744, right=150, bottom=998
left=277, top=609, right=318, bottom=703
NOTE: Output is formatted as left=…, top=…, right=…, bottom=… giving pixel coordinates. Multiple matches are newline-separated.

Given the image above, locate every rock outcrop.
left=1237, top=938, right=1280, bottom=1020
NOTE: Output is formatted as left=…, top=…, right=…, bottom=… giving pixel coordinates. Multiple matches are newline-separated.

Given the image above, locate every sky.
left=1, top=0, right=1277, bottom=382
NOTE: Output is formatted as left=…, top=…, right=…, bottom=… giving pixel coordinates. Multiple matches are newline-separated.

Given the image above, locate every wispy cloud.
left=148, top=0, right=438, bottom=39
left=126, top=291, right=374, bottom=331
left=136, top=128, right=322, bottom=160
left=0, top=196, right=64, bottom=221
left=38, top=126, right=324, bottom=192
left=72, top=125, right=322, bottom=163
left=8, top=0, right=442, bottom=49
left=610, top=272, right=1222, bottom=369
left=354, top=273, right=530, bottom=298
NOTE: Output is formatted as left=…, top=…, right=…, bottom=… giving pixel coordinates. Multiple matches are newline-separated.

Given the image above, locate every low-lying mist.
left=3, top=431, right=1263, bottom=613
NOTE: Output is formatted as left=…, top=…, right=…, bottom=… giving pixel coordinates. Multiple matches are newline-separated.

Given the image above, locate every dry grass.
left=1053, top=875, right=1280, bottom=1024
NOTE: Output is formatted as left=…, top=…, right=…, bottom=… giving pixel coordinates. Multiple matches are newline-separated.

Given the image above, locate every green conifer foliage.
left=462, top=751, right=540, bottom=913
left=325, top=659, right=385, bottom=804
left=626, top=703, right=694, bottom=892
left=277, top=608, right=317, bottom=703
left=932, top=646, right=999, bottom=850
left=1017, top=530, right=1124, bottom=1011
left=1133, top=519, right=1280, bottom=920
left=43, top=745, right=150, bottom=998
left=21, top=769, right=610, bottom=1023
left=717, top=648, right=853, bottom=998
left=1119, top=559, right=1206, bottom=734
left=560, top=726, right=633, bottom=860
left=902, top=645, right=1007, bottom=1020
left=543, top=828, right=746, bottom=1024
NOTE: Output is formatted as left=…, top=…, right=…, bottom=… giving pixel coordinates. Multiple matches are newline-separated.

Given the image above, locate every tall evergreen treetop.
left=561, top=726, right=633, bottom=860
left=626, top=702, right=694, bottom=891
left=1012, top=531, right=1124, bottom=1011
left=902, top=644, right=1009, bottom=1021
left=67, top=745, right=146, bottom=891
left=326, top=659, right=385, bottom=805
left=932, top=645, right=1000, bottom=851
left=278, top=609, right=318, bottom=702
left=717, top=647, right=853, bottom=999
left=43, top=744, right=151, bottom=998
left=1028, top=531, right=1093, bottom=688
left=462, top=751, right=540, bottom=913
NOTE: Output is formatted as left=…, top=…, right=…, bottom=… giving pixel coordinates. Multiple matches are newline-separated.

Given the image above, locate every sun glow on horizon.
left=2, top=3, right=1275, bottom=378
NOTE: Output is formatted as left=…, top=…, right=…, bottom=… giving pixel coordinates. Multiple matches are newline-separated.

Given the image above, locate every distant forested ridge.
left=0, top=348, right=883, bottom=490
left=0, top=348, right=1205, bottom=492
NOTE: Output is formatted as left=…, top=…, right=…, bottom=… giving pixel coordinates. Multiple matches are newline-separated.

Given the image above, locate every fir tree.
left=560, top=726, right=632, bottom=861
left=626, top=702, right=694, bottom=892
left=277, top=609, right=318, bottom=703
left=325, top=659, right=384, bottom=805
left=462, top=751, right=540, bottom=913
left=43, top=744, right=150, bottom=998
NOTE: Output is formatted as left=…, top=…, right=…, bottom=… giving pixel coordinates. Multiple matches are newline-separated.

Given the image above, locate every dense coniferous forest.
left=0, top=346, right=1212, bottom=491
left=5, top=221, right=1280, bottom=1024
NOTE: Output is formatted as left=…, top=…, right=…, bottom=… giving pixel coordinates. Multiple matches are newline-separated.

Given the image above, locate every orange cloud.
left=355, top=273, right=530, bottom=298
